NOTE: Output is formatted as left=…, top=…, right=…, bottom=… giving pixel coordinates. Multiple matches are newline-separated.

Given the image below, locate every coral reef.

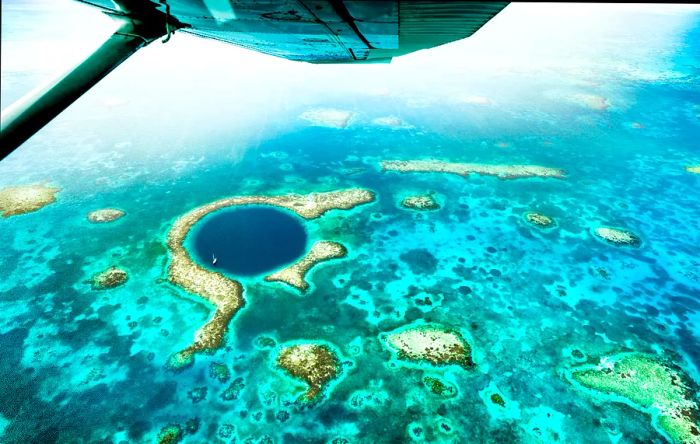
left=276, top=343, right=342, bottom=402
left=381, top=160, right=565, bottom=180
left=87, top=208, right=125, bottom=223
left=373, top=116, right=411, bottom=128
left=524, top=211, right=555, bottom=228
left=300, top=108, right=354, bottom=128
left=90, top=266, right=128, bottom=290
left=0, top=184, right=59, bottom=217
left=401, top=194, right=440, bottom=211
left=166, top=189, right=374, bottom=362
left=209, top=362, right=231, bottom=383
left=593, top=226, right=641, bottom=247
left=568, top=353, right=700, bottom=444
left=157, top=424, right=183, bottom=444
left=264, top=241, right=347, bottom=292
left=221, top=377, right=245, bottom=401
left=382, top=324, right=474, bottom=368
left=423, top=376, right=457, bottom=397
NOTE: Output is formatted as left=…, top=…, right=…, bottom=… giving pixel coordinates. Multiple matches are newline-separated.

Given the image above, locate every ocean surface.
left=1, top=2, right=699, bottom=443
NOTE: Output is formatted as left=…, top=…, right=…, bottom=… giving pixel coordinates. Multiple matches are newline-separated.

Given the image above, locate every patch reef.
left=276, top=343, right=342, bottom=402
left=0, top=184, right=59, bottom=217
left=383, top=324, right=474, bottom=368
left=381, top=160, right=565, bottom=180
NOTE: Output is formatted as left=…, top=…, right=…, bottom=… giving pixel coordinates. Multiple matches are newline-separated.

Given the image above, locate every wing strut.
left=0, top=2, right=182, bottom=161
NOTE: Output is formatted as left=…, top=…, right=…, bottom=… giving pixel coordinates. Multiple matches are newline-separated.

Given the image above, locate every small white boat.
left=212, top=254, right=218, bottom=265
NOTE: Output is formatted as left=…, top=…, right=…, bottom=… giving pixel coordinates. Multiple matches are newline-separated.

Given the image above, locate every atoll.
left=0, top=184, right=59, bottom=217
left=524, top=211, right=555, bottom=228
left=276, top=343, right=342, bottom=402
left=686, top=165, right=700, bottom=174
left=593, top=226, right=641, bottom=247
left=381, top=160, right=565, bottom=180
left=87, top=208, right=125, bottom=223
left=383, top=324, right=474, bottom=368
left=157, top=424, right=183, bottom=444
left=90, top=266, right=128, bottom=290
left=300, top=108, right=354, bottom=128
left=568, top=353, right=700, bottom=444
left=166, top=188, right=374, bottom=363
left=401, top=194, right=440, bottom=211
left=264, top=241, right=347, bottom=292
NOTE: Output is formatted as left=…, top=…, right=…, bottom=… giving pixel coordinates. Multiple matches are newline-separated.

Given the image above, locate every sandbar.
left=686, top=165, right=700, bottom=174
left=381, top=160, right=565, bottom=180
left=265, top=240, right=347, bottom=292
left=165, top=189, right=375, bottom=368
left=0, top=184, right=59, bottom=217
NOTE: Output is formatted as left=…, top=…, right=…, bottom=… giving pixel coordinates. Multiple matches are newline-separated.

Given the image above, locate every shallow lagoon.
left=1, top=2, right=699, bottom=443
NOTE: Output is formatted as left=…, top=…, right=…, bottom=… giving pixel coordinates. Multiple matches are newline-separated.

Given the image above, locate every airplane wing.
left=0, top=1, right=508, bottom=158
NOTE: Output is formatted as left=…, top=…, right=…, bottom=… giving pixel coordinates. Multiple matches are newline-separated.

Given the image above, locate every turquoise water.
left=191, top=207, right=308, bottom=277
left=1, top=2, right=700, bottom=443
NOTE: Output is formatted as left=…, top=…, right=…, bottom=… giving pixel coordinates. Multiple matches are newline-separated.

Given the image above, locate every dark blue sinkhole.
left=190, top=206, right=307, bottom=277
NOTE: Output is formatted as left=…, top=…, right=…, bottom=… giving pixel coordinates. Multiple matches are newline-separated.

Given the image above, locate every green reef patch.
left=423, top=375, right=457, bottom=397
left=381, top=323, right=474, bottom=368
left=566, top=353, right=700, bottom=444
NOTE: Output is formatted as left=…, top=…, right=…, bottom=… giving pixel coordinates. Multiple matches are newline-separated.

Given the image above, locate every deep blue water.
left=191, top=206, right=307, bottom=276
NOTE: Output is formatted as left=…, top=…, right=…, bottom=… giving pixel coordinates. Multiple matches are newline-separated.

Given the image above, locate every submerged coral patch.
left=382, top=323, right=474, bottom=368
left=567, top=353, right=700, bottom=444
left=381, top=159, right=565, bottom=180
left=275, top=342, right=342, bottom=402
left=0, top=184, right=59, bottom=217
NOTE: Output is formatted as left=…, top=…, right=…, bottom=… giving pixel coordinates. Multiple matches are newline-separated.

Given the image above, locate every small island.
left=264, top=241, right=347, bottom=292
left=593, top=226, right=641, bottom=247
left=276, top=343, right=342, bottom=402
left=400, top=194, right=440, bottom=211
left=686, top=165, right=700, bottom=174
left=165, top=189, right=375, bottom=368
left=373, top=116, right=411, bottom=129
left=300, top=108, right=354, bottom=129
left=567, top=353, right=700, bottom=444
left=90, top=266, right=128, bottom=290
left=382, top=323, right=474, bottom=368
left=0, top=184, right=59, bottom=217
left=381, top=160, right=565, bottom=180
left=524, top=211, right=555, bottom=228
left=87, top=208, right=125, bottom=223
